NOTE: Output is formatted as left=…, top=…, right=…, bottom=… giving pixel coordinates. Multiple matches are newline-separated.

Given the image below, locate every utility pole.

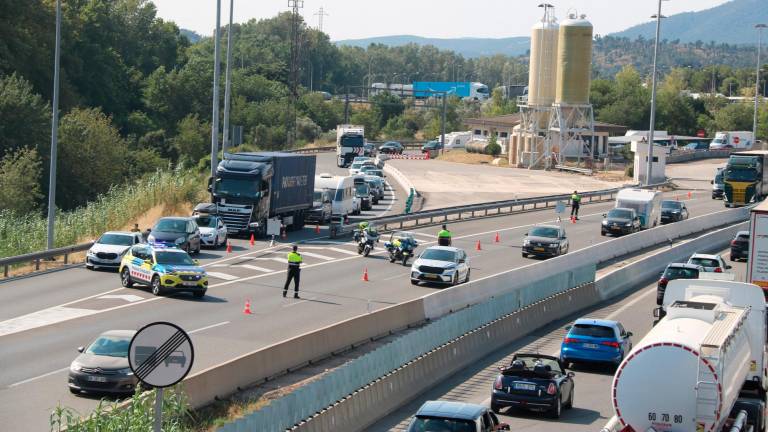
left=210, top=0, right=222, bottom=179
left=314, top=6, right=329, bottom=32
left=287, top=0, right=304, bottom=147
left=754, top=24, right=766, bottom=147
left=46, top=0, right=62, bottom=250
left=645, top=0, right=665, bottom=186
left=222, top=0, right=234, bottom=154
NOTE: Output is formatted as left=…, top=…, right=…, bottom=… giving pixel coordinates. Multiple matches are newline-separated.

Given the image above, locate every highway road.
left=0, top=187, right=727, bottom=430
left=370, top=248, right=747, bottom=432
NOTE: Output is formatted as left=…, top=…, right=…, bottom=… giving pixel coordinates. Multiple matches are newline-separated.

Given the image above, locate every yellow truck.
left=724, top=150, right=768, bottom=207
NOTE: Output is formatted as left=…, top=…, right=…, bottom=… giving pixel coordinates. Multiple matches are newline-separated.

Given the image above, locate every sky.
left=151, top=0, right=730, bottom=41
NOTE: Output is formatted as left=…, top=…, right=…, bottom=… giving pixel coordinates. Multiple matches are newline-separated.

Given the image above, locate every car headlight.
left=147, top=234, right=156, bottom=242
left=625, top=222, right=632, bottom=227
left=118, top=367, right=134, bottom=376
left=87, top=249, right=96, bottom=256
left=601, top=220, right=608, bottom=226
left=523, top=239, right=531, bottom=246
left=548, top=243, right=558, bottom=248
left=175, top=237, right=185, bottom=245
left=70, top=362, right=82, bottom=372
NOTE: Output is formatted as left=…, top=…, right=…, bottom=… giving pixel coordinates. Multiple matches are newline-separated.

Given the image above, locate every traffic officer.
left=130, top=223, right=141, bottom=233
left=437, top=224, right=452, bottom=246
left=283, top=245, right=302, bottom=299
left=570, top=190, right=582, bottom=220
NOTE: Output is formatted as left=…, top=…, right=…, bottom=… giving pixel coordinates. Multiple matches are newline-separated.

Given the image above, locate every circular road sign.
left=128, top=322, right=194, bottom=388
left=734, top=136, right=740, bottom=144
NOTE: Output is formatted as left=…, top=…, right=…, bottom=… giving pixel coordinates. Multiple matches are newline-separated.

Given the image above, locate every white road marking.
left=206, top=272, right=239, bottom=281
left=326, top=247, right=359, bottom=256
left=234, top=264, right=273, bottom=273
left=373, top=182, right=397, bottom=217
left=411, top=232, right=437, bottom=239
left=7, top=367, right=69, bottom=388
left=189, top=321, right=230, bottom=334
left=605, top=285, right=658, bottom=321
left=269, top=257, right=288, bottom=264
left=283, top=297, right=312, bottom=307
left=299, top=251, right=334, bottom=261
left=97, top=294, right=144, bottom=302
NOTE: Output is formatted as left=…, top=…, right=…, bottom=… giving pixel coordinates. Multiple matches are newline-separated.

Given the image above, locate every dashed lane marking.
left=234, top=264, right=273, bottom=273
left=299, top=251, right=335, bottom=261
left=326, top=247, right=359, bottom=256
left=206, top=272, right=239, bottom=281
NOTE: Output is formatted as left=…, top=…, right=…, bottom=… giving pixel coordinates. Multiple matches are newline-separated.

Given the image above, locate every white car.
left=352, top=195, right=362, bottom=215
left=86, top=231, right=144, bottom=270
left=193, top=214, right=227, bottom=248
left=687, top=253, right=732, bottom=273
left=410, top=246, right=470, bottom=286
left=348, top=162, right=365, bottom=176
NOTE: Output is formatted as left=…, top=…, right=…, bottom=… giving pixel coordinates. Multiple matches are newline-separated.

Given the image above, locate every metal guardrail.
left=666, top=148, right=732, bottom=164
left=0, top=242, right=93, bottom=278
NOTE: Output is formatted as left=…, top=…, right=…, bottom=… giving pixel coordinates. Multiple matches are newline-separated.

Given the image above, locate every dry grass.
left=594, top=170, right=632, bottom=182
left=436, top=149, right=505, bottom=165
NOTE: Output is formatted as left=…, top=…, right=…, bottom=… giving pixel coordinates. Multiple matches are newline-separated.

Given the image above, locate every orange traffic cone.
left=249, top=233, right=255, bottom=247
left=476, top=240, right=482, bottom=251
left=243, top=299, right=252, bottom=315
left=315, top=224, right=321, bottom=234
left=687, top=191, right=692, bottom=199
left=425, top=151, right=430, bottom=160
left=226, top=242, right=232, bottom=253
left=570, top=216, right=576, bottom=224
left=494, top=232, right=500, bottom=243
left=362, top=267, right=369, bottom=282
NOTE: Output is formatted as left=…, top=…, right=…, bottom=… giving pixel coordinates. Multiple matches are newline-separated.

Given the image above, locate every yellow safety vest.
left=287, top=252, right=302, bottom=267
left=438, top=229, right=452, bottom=238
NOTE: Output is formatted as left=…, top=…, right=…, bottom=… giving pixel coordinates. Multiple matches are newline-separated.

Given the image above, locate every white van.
left=615, top=188, right=662, bottom=229
left=314, top=173, right=355, bottom=218
left=438, top=131, right=472, bottom=150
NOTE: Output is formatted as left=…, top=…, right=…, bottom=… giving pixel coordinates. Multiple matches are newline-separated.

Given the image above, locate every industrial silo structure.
left=527, top=12, right=558, bottom=106
left=555, top=14, right=593, bottom=104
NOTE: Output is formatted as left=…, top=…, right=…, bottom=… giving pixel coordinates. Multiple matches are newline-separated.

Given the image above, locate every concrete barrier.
left=667, top=149, right=731, bottom=164
left=421, top=207, right=749, bottom=319
left=383, top=163, right=423, bottom=212
left=182, top=298, right=426, bottom=409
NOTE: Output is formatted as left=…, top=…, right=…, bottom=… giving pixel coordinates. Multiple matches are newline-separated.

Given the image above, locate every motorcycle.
left=355, top=229, right=379, bottom=257
left=384, top=231, right=418, bottom=266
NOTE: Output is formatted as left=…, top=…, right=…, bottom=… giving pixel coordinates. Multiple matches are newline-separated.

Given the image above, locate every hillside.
left=334, top=35, right=531, bottom=58
left=180, top=28, right=202, bottom=43
left=612, top=0, right=767, bottom=44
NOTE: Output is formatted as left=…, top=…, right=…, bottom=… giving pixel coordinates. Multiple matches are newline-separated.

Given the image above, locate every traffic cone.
left=226, top=242, right=232, bottom=253
left=362, top=267, right=369, bottom=282
left=494, top=232, right=500, bottom=243
left=249, top=233, right=255, bottom=247
left=476, top=240, right=482, bottom=251
left=570, top=216, right=576, bottom=224
left=315, top=224, right=321, bottom=234
left=243, top=299, right=252, bottom=315
left=687, top=191, right=692, bottom=199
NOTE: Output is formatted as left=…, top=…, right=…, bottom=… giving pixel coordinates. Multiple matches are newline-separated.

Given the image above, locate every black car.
left=147, top=217, right=201, bottom=254
left=491, top=353, right=575, bottom=418
left=601, top=208, right=641, bottom=236
left=68, top=330, right=138, bottom=395
left=354, top=181, right=372, bottom=211
left=730, top=230, right=750, bottom=261
left=379, top=141, right=404, bottom=154
left=660, top=200, right=689, bottom=224
left=656, top=263, right=702, bottom=305
left=421, top=140, right=443, bottom=151
left=712, top=167, right=725, bottom=199
left=522, top=225, right=568, bottom=258
left=363, top=143, right=376, bottom=157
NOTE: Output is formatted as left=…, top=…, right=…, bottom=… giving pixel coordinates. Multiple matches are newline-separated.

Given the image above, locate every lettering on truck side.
left=281, top=175, right=308, bottom=188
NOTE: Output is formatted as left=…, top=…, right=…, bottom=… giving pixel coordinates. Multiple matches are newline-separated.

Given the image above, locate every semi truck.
left=204, top=152, right=315, bottom=237
left=336, top=124, right=365, bottom=168
left=723, top=151, right=768, bottom=207
left=615, top=188, right=662, bottom=229
left=412, top=81, right=490, bottom=101
left=610, top=279, right=767, bottom=432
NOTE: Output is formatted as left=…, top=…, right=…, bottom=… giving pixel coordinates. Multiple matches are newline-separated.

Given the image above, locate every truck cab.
left=336, top=125, right=365, bottom=168
left=724, top=151, right=768, bottom=207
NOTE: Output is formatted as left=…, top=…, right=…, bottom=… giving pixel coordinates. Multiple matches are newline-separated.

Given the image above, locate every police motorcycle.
left=354, top=224, right=380, bottom=257
left=384, top=231, right=418, bottom=266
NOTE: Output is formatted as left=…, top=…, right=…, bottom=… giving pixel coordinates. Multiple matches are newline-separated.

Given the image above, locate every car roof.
left=99, top=329, right=137, bottom=338
left=157, top=216, right=189, bottom=222
left=573, top=318, right=619, bottom=328
left=531, top=224, right=560, bottom=230
left=415, top=400, right=485, bottom=421
left=690, top=253, right=719, bottom=259
left=103, top=231, right=137, bottom=236
left=667, top=263, right=703, bottom=270
left=425, top=246, right=461, bottom=253
left=736, top=231, right=750, bottom=236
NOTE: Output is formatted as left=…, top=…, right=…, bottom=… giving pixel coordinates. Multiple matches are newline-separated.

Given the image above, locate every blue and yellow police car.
left=118, top=243, right=208, bottom=297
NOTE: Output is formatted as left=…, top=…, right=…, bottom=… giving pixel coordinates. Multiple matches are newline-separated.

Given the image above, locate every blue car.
left=559, top=318, right=633, bottom=367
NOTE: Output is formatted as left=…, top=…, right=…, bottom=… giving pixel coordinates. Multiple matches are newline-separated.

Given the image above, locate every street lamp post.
left=210, top=0, right=222, bottom=180
left=754, top=24, right=766, bottom=147
left=222, top=0, right=234, bottom=153
left=645, top=0, right=666, bottom=186
left=46, top=0, right=62, bottom=250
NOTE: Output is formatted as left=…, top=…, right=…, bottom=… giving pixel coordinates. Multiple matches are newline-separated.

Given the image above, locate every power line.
left=287, top=0, right=304, bottom=147
left=314, top=6, right=329, bottom=32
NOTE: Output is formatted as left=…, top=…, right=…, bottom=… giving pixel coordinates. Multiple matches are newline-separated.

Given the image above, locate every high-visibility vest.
left=287, top=252, right=302, bottom=267
left=571, top=194, right=581, bottom=203
left=437, top=229, right=452, bottom=238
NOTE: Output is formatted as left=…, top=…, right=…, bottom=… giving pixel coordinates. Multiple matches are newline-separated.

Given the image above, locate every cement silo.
left=527, top=11, right=558, bottom=106
left=555, top=14, right=593, bottom=105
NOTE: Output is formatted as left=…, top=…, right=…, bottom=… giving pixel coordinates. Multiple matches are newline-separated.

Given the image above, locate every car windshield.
left=607, top=209, right=633, bottom=219
left=408, top=417, right=476, bottom=432
left=154, top=219, right=186, bottom=233
left=420, top=249, right=457, bottom=262
left=214, top=177, right=259, bottom=199
left=726, top=168, right=757, bottom=182
left=689, top=257, right=720, bottom=268
left=155, top=251, right=195, bottom=266
left=715, top=172, right=724, bottom=183
left=341, top=135, right=364, bottom=147
left=662, top=201, right=682, bottom=209
left=736, top=234, right=749, bottom=241
left=98, top=233, right=134, bottom=246
left=351, top=163, right=362, bottom=169
left=355, top=184, right=369, bottom=195
left=86, top=335, right=131, bottom=358
left=530, top=227, right=559, bottom=238
left=570, top=324, right=615, bottom=339
left=664, top=267, right=699, bottom=279
left=195, top=216, right=218, bottom=228
left=368, top=170, right=383, bottom=177
left=512, top=356, right=563, bottom=373
left=360, top=166, right=375, bottom=172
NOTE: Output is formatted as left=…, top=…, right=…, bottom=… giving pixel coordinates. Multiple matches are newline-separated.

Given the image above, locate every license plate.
left=514, top=383, right=537, bottom=391
left=611, top=227, right=621, bottom=231
left=182, top=281, right=198, bottom=287
left=583, top=343, right=599, bottom=349
left=425, top=274, right=439, bottom=279
left=534, top=247, right=545, bottom=252
left=87, top=376, right=107, bottom=382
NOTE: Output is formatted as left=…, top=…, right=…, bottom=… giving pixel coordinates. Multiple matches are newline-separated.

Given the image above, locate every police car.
left=118, top=243, right=208, bottom=297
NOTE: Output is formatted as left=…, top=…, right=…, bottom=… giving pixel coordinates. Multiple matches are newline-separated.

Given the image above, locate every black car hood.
left=605, top=217, right=632, bottom=223
left=526, top=235, right=559, bottom=244
left=661, top=208, right=679, bottom=214
left=151, top=231, right=186, bottom=241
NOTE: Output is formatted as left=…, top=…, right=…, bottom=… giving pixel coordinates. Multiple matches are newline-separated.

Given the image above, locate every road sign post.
left=128, top=322, right=194, bottom=432
left=555, top=200, right=565, bottom=223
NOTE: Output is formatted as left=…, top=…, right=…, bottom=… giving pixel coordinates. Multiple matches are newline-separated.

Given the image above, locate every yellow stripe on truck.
left=727, top=181, right=753, bottom=204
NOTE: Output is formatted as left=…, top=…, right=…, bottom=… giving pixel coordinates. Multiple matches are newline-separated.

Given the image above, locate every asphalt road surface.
left=370, top=249, right=747, bottom=431
left=0, top=188, right=728, bottom=430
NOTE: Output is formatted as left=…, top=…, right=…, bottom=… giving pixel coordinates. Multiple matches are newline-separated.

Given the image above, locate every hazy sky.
left=152, top=0, right=730, bottom=40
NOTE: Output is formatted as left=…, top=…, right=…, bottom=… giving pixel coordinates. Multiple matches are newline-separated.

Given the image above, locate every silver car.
left=410, top=246, right=470, bottom=286
left=86, top=231, right=144, bottom=270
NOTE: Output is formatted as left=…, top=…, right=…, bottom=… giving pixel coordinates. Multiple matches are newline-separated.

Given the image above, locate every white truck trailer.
left=615, top=188, right=662, bottom=229
left=610, top=279, right=766, bottom=432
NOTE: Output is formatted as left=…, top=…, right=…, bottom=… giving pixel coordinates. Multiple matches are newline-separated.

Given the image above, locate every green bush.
left=485, top=143, right=502, bottom=156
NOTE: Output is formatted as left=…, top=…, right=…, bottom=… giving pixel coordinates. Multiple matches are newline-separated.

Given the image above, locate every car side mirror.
left=602, top=213, right=607, bottom=218
left=726, top=265, right=732, bottom=269
left=626, top=331, right=633, bottom=337
left=524, top=232, right=528, bottom=236
left=653, top=307, right=662, bottom=318
left=710, top=180, right=714, bottom=184
left=77, top=346, right=84, bottom=353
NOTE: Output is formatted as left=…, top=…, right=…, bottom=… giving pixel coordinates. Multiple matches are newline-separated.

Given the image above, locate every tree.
left=0, top=73, right=50, bottom=158
left=56, top=108, right=128, bottom=209
left=714, top=103, right=754, bottom=132
left=483, top=87, right=516, bottom=117
left=595, top=66, right=650, bottom=129
left=171, top=114, right=209, bottom=163
left=371, top=92, right=405, bottom=129
left=485, top=133, right=501, bottom=156
left=0, top=147, right=43, bottom=214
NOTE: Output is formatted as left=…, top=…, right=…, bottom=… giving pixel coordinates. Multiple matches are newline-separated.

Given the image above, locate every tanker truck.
left=610, top=279, right=766, bottom=432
